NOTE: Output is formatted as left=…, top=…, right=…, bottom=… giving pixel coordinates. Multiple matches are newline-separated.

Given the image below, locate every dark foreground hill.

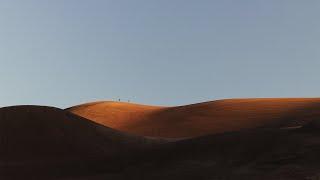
left=0, top=106, right=161, bottom=179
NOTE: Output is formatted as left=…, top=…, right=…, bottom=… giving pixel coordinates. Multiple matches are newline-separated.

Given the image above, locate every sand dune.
left=0, top=105, right=157, bottom=179
left=68, top=98, right=320, bottom=138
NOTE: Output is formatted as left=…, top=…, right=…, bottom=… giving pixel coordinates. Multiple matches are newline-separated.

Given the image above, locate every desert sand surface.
left=68, top=98, right=320, bottom=138
left=3, top=99, right=320, bottom=179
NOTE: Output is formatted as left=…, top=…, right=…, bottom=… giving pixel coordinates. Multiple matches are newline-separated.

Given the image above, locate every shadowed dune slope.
left=68, top=98, right=320, bottom=138
left=0, top=106, right=156, bottom=178
left=58, top=120, right=320, bottom=180
left=135, top=121, right=320, bottom=180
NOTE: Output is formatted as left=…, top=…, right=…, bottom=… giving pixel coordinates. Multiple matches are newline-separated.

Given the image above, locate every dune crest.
left=68, top=98, right=320, bottom=138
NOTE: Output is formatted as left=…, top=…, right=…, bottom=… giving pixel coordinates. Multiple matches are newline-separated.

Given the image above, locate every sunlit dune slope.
left=0, top=106, right=154, bottom=178
left=68, top=98, right=320, bottom=138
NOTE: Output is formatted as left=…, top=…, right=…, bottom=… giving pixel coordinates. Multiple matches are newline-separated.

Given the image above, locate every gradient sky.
left=0, top=0, right=320, bottom=108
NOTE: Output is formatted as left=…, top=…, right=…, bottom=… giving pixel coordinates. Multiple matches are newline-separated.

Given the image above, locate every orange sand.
left=68, top=98, right=320, bottom=138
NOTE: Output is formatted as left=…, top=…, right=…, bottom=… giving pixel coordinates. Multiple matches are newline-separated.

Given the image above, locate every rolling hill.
left=1, top=99, right=320, bottom=179
left=68, top=98, right=320, bottom=138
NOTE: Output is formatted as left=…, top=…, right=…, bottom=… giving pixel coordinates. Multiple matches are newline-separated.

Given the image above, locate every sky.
left=0, top=0, right=320, bottom=108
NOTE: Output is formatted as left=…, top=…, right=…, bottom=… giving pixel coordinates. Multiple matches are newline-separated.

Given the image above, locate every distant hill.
left=68, top=98, right=320, bottom=138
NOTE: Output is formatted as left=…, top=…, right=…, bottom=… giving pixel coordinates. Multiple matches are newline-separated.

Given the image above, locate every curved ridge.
left=68, top=98, right=320, bottom=138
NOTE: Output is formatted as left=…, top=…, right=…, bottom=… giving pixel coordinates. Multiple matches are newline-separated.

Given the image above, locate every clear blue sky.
left=0, top=0, right=320, bottom=108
